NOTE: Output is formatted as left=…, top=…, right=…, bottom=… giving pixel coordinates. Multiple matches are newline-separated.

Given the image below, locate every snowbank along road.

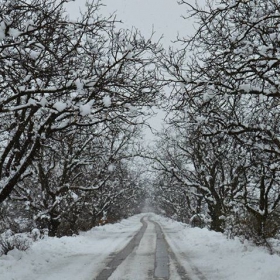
left=95, top=215, right=207, bottom=280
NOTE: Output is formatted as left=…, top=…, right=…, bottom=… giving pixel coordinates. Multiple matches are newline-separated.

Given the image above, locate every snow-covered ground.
left=152, top=215, right=280, bottom=280
left=0, top=215, right=143, bottom=280
left=0, top=213, right=279, bottom=280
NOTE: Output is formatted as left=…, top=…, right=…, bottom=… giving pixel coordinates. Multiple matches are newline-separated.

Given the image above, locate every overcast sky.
left=101, top=0, right=195, bottom=46
left=65, top=0, right=203, bottom=140
left=65, top=0, right=199, bottom=46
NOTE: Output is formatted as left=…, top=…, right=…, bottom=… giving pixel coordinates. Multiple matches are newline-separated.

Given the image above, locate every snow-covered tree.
left=10, top=120, right=145, bottom=236
left=155, top=0, right=280, bottom=241
left=0, top=0, right=163, bottom=205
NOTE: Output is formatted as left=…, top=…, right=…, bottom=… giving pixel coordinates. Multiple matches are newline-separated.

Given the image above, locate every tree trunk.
left=209, top=204, right=224, bottom=233
left=48, top=217, right=61, bottom=237
left=254, top=213, right=267, bottom=241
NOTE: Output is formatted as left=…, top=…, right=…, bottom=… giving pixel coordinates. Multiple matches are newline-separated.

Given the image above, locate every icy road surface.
left=1, top=213, right=280, bottom=280
left=95, top=216, right=205, bottom=280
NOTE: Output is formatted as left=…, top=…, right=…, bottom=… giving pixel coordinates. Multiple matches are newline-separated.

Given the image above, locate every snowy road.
left=95, top=215, right=207, bottom=280
left=1, top=213, right=280, bottom=280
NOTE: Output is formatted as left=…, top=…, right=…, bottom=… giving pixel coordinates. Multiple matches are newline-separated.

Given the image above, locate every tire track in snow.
left=153, top=221, right=170, bottom=279
left=151, top=218, right=207, bottom=280
left=108, top=219, right=157, bottom=279
left=95, top=217, right=148, bottom=280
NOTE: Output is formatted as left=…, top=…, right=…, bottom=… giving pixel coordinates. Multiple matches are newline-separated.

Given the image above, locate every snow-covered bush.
left=224, top=209, right=280, bottom=247
left=0, top=231, right=31, bottom=256
left=190, top=214, right=208, bottom=229
left=31, top=229, right=41, bottom=242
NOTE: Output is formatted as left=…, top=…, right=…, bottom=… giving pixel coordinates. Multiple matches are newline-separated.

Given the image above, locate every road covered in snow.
left=0, top=213, right=280, bottom=280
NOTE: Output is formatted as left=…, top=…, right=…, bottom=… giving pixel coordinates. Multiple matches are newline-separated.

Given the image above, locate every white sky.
left=100, top=0, right=194, bottom=46
left=65, top=0, right=199, bottom=46
left=65, top=0, right=203, bottom=140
